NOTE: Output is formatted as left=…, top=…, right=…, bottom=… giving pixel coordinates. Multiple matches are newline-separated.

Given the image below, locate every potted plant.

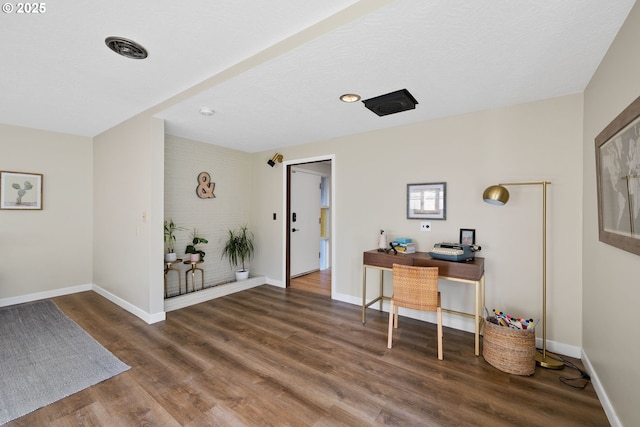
left=221, top=226, right=254, bottom=281
left=164, top=219, right=185, bottom=262
left=185, top=229, right=208, bottom=262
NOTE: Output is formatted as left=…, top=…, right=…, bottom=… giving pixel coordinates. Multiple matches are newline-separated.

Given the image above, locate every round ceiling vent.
left=105, top=36, right=148, bottom=59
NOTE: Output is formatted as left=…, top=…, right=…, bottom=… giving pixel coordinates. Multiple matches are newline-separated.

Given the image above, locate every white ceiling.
left=1, top=0, right=635, bottom=153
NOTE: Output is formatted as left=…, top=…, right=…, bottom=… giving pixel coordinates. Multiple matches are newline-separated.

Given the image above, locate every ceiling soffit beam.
left=146, top=0, right=395, bottom=118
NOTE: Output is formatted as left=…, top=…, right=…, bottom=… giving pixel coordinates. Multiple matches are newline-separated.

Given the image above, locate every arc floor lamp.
left=482, top=181, right=564, bottom=369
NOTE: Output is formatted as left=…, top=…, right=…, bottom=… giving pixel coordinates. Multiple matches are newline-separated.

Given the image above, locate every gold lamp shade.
left=482, top=185, right=510, bottom=205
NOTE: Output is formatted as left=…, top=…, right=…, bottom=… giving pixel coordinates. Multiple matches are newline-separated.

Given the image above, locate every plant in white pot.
left=164, top=219, right=186, bottom=262
left=221, top=226, right=254, bottom=281
left=185, top=229, right=208, bottom=262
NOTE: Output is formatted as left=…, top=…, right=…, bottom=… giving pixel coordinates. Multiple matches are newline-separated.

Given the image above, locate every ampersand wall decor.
left=196, top=172, right=216, bottom=199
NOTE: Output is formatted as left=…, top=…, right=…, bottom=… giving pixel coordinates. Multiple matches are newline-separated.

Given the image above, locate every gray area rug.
left=0, top=299, right=130, bottom=425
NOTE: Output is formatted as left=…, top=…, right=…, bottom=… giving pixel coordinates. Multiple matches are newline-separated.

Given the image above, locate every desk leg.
left=362, top=265, right=367, bottom=324
left=481, top=275, right=485, bottom=323
left=475, top=279, right=480, bottom=356
left=480, top=274, right=485, bottom=342
left=379, top=269, right=384, bottom=311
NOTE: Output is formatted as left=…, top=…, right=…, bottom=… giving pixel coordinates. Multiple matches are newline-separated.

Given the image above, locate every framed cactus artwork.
left=0, top=171, right=43, bottom=210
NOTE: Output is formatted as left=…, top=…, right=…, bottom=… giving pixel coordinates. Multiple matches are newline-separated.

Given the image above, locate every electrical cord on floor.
left=556, top=353, right=591, bottom=390
left=535, top=349, right=591, bottom=389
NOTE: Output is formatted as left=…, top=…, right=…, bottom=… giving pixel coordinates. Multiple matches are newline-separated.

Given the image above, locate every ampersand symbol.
left=196, top=172, right=215, bottom=199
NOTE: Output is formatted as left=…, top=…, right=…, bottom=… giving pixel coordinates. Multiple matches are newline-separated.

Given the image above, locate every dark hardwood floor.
left=8, top=286, right=608, bottom=426
left=290, top=269, right=331, bottom=296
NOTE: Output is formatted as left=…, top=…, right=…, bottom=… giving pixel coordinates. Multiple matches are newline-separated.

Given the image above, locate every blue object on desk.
left=394, top=237, right=413, bottom=244
left=429, top=242, right=475, bottom=262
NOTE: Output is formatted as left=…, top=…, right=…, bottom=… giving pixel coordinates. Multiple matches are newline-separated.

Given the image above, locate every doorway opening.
left=285, top=157, right=333, bottom=297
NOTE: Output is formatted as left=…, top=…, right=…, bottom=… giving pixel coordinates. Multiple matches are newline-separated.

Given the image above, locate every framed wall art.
left=407, top=182, right=446, bottom=220
left=460, top=228, right=475, bottom=245
left=0, top=171, right=43, bottom=210
left=595, top=95, right=640, bottom=256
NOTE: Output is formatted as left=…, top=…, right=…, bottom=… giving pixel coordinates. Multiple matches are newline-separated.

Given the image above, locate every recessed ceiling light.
left=105, top=36, right=148, bottom=59
left=199, top=107, right=215, bottom=116
left=340, top=93, right=361, bottom=103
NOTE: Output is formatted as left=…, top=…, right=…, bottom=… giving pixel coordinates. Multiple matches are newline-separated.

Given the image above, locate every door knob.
left=292, top=228, right=299, bottom=232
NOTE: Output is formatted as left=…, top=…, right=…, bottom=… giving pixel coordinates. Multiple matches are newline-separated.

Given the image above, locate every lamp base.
left=535, top=350, right=564, bottom=369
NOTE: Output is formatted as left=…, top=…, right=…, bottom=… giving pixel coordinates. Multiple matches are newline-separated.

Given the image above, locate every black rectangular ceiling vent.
left=362, top=89, right=418, bottom=117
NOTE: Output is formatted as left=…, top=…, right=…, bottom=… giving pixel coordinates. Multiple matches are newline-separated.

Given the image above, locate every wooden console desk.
left=362, top=249, right=485, bottom=356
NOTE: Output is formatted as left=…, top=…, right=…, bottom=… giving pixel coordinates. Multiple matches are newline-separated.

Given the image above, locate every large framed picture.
left=407, top=182, right=446, bottom=220
left=595, top=95, right=640, bottom=256
left=0, top=171, right=43, bottom=210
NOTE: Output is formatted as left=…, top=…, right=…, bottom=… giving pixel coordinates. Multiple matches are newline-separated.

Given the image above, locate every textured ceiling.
left=1, top=0, right=636, bottom=152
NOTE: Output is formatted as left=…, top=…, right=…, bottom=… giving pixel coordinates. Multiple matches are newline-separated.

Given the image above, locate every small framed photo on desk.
left=460, top=228, right=475, bottom=245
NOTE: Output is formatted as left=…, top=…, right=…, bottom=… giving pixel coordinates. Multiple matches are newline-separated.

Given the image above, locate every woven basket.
left=483, top=320, right=535, bottom=376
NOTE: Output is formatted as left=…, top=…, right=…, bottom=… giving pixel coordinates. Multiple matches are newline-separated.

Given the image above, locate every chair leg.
left=437, top=306, right=443, bottom=360
left=387, top=300, right=394, bottom=349
left=393, top=305, right=399, bottom=328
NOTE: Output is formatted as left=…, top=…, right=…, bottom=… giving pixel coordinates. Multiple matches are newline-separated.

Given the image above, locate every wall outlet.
left=420, top=221, right=431, bottom=231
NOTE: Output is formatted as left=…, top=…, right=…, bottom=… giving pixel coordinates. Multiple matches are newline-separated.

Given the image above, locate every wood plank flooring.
left=290, top=269, right=331, bottom=296
left=7, top=286, right=609, bottom=426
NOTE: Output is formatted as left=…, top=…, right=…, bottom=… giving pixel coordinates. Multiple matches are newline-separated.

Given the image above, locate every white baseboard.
left=164, top=276, right=266, bottom=312
left=266, top=277, right=285, bottom=288
left=535, top=337, right=581, bottom=359
left=581, top=349, right=620, bottom=427
left=0, top=283, right=165, bottom=324
left=91, top=285, right=166, bottom=324
left=0, top=281, right=585, bottom=361
left=0, top=284, right=92, bottom=307
left=332, top=292, right=581, bottom=357
left=0, top=278, right=268, bottom=325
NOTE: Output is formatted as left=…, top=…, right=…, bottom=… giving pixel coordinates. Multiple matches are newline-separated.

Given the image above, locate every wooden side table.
left=184, top=260, right=204, bottom=293
left=164, top=258, right=183, bottom=297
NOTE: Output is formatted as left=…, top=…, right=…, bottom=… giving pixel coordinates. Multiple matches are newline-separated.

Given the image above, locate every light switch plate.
left=420, top=221, right=431, bottom=231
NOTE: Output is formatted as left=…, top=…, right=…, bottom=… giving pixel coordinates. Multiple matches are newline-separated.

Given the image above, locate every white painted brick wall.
left=164, top=134, right=253, bottom=296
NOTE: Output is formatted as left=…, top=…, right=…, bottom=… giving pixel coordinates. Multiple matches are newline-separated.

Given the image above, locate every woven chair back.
left=392, top=264, right=439, bottom=311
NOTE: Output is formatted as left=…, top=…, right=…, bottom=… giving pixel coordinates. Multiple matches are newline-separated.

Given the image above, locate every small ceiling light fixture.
left=340, top=93, right=361, bottom=103
left=267, top=153, right=283, bottom=167
left=105, top=36, right=148, bottom=59
left=199, top=107, right=215, bottom=116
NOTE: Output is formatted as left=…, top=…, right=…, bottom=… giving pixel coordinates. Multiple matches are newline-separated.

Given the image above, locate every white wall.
left=251, top=94, right=584, bottom=350
left=583, top=2, right=640, bottom=426
left=0, top=124, right=93, bottom=302
left=92, top=114, right=165, bottom=321
left=164, top=134, right=254, bottom=292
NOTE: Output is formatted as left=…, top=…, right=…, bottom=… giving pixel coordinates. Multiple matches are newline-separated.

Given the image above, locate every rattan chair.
left=387, top=264, right=443, bottom=360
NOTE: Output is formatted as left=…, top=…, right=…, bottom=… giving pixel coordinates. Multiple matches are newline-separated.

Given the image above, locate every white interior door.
left=290, top=170, right=321, bottom=276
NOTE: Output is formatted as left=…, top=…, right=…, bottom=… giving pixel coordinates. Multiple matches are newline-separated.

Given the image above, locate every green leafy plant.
left=164, top=219, right=186, bottom=254
left=185, top=229, right=208, bottom=260
left=221, top=226, right=254, bottom=271
left=12, top=181, right=33, bottom=204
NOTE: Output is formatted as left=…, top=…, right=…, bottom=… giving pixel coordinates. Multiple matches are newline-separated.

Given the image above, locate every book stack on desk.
left=393, top=238, right=416, bottom=254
